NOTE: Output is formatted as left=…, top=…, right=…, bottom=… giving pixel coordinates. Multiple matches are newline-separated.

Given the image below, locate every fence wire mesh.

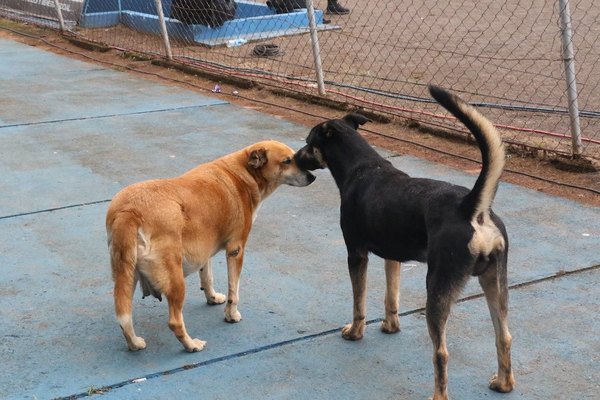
left=2, top=0, right=600, bottom=161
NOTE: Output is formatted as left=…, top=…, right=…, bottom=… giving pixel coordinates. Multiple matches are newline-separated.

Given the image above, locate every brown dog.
left=106, top=140, right=315, bottom=352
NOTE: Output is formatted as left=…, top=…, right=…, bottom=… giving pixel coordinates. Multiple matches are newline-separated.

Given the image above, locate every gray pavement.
left=0, top=37, right=598, bottom=399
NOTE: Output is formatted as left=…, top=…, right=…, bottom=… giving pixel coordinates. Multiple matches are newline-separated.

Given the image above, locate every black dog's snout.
left=294, top=145, right=323, bottom=171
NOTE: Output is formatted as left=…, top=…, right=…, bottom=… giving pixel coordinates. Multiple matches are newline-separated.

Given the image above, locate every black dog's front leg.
left=341, top=251, right=368, bottom=340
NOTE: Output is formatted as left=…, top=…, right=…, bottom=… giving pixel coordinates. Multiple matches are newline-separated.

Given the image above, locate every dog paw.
left=428, top=395, right=449, bottom=400
left=380, top=319, right=400, bottom=334
left=224, top=310, right=242, bottom=323
left=127, top=336, right=147, bottom=351
left=185, top=338, right=206, bottom=352
left=207, top=292, right=226, bottom=305
left=489, top=373, right=515, bottom=393
left=341, top=323, right=364, bottom=340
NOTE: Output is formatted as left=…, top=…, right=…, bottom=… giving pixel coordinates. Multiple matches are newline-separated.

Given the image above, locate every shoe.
left=327, top=0, right=350, bottom=15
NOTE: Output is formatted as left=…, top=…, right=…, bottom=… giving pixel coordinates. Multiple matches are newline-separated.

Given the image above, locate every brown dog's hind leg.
left=200, top=259, right=227, bottom=305
left=478, top=259, right=515, bottom=393
left=342, top=250, right=368, bottom=340
left=114, top=271, right=146, bottom=351
left=110, top=216, right=147, bottom=351
left=164, top=255, right=206, bottom=352
left=381, top=259, right=401, bottom=333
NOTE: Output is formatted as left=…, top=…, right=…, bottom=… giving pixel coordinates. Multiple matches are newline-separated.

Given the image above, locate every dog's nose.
left=293, top=147, right=306, bottom=163
left=294, top=146, right=321, bottom=171
left=306, top=171, right=316, bottom=184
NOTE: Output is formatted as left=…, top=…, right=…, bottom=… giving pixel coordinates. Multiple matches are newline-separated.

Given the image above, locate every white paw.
left=207, top=292, right=227, bottom=305
left=186, top=338, right=206, bottom=352
left=128, top=336, right=147, bottom=351
left=225, top=309, right=242, bottom=323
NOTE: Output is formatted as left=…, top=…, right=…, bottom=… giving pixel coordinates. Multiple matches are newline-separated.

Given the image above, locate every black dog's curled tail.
left=428, top=85, right=505, bottom=222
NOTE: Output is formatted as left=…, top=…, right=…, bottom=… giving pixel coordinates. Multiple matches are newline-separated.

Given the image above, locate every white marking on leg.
left=200, top=259, right=226, bottom=304
left=117, top=314, right=146, bottom=351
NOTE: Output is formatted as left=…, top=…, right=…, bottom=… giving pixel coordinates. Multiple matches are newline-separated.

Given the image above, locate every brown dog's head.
left=246, top=140, right=316, bottom=188
left=294, top=113, right=371, bottom=171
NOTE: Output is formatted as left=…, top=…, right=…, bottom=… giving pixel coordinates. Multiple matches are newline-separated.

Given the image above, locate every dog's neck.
left=325, top=132, right=387, bottom=189
left=185, top=153, right=267, bottom=212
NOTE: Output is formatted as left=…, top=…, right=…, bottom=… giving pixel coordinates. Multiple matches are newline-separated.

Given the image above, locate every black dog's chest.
left=368, top=238, right=428, bottom=263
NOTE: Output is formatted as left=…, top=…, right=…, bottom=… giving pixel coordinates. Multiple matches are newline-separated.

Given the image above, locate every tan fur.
left=468, top=218, right=506, bottom=258
left=456, top=98, right=506, bottom=221
left=106, top=140, right=314, bottom=352
left=381, top=259, right=401, bottom=334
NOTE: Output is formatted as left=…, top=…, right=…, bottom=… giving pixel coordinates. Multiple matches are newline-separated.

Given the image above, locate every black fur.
left=171, top=0, right=236, bottom=27
left=266, top=0, right=305, bottom=14
left=294, top=86, right=514, bottom=398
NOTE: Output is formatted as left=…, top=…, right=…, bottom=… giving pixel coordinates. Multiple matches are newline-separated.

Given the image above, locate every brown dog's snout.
left=294, top=145, right=324, bottom=171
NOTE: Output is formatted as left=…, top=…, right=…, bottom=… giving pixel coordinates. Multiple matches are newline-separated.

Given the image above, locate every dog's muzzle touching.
left=294, top=145, right=326, bottom=171
left=291, top=170, right=317, bottom=186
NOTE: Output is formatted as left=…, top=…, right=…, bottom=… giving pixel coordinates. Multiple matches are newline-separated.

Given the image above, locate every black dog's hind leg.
left=478, top=253, right=515, bottom=393
left=381, top=259, right=401, bottom=333
left=341, top=249, right=368, bottom=340
left=425, top=264, right=469, bottom=400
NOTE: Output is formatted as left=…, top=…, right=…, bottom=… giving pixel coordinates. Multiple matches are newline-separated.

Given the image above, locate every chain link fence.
left=3, top=0, right=599, bottom=161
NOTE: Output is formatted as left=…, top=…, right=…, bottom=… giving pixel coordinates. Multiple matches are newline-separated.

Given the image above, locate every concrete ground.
left=0, top=37, right=598, bottom=400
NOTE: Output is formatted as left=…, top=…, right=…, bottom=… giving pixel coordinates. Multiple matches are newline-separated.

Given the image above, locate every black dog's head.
left=294, top=113, right=371, bottom=171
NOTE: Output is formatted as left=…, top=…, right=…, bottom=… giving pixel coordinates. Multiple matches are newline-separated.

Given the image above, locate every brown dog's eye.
left=282, top=158, right=292, bottom=165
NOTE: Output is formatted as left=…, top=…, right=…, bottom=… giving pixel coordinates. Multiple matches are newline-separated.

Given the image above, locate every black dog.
left=171, top=0, right=236, bottom=27
left=294, top=86, right=515, bottom=400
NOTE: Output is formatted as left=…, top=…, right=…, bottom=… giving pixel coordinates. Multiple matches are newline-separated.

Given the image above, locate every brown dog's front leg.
left=200, top=259, right=227, bottom=305
left=224, top=243, right=244, bottom=323
left=341, top=251, right=368, bottom=340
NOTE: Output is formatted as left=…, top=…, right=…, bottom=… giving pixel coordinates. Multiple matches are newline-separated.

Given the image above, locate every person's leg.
left=327, top=0, right=350, bottom=15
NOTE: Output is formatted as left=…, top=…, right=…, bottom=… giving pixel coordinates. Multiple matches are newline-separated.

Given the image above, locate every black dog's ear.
left=248, top=148, right=267, bottom=169
left=322, top=123, right=334, bottom=139
left=342, top=113, right=371, bottom=129
left=310, top=123, right=334, bottom=140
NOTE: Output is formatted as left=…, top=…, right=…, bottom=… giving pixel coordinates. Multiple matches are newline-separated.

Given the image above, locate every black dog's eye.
left=282, top=158, right=292, bottom=164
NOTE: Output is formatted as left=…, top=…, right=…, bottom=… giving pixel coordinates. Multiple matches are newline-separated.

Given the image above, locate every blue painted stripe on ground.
left=0, top=199, right=111, bottom=220
left=0, top=103, right=229, bottom=130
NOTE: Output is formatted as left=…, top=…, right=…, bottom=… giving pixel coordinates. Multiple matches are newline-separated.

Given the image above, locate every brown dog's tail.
left=107, top=212, right=140, bottom=317
left=107, top=212, right=162, bottom=303
left=107, top=213, right=138, bottom=278
left=428, top=85, right=505, bottom=223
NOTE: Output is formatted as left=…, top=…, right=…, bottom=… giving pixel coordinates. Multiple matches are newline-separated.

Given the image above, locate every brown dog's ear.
left=248, top=148, right=267, bottom=169
left=342, top=113, right=371, bottom=129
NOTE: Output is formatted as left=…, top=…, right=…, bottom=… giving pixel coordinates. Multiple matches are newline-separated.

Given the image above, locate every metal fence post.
left=306, top=0, right=326, bottom=95
left=559, top=0, right=582, bottom=157
left=154, top=0, right=173, bottom=60
left=52, top=0, right=66, bottom=31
